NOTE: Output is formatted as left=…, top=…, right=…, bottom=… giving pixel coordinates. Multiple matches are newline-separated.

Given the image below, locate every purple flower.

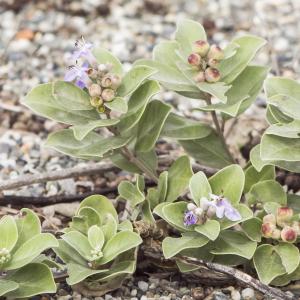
left=72, top=38, right=96, bottom=65
left=64, top=63, right=90, bottom=89
left=184, top=211, right=198, bottom=226
left=209, top=194, right=241, bottom=221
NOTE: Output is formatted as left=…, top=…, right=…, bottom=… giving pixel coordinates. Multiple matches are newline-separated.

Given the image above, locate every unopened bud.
left=90, top=97, right=103, bottom=108
left=101, top=74, right=113, bottom=88
left=196, top=215, right=205, bottom=225
left=271, top=228, right=281, bottom=240
left=261, top=222, right=275, bottom=238
left=195, top=207, right=203, bottom=216
left=188, top=53, right=201, bottom=66
left=205, top=67, right=221, bottom=83
left=263, top=214, right=276, bottom=226
left=87, top=68, right=98, bottom=79
left=187, top=203, right=197, bottom=211
left=207, top=45, right=224, bottom=60
left=292, top=221, right=300, bottom=236
left=277, top=207, right=294, bottom=227
left=102, top=88, right=115, bottom=102
left=111, top=75, right=122, bottom=89
left=98, top=63, right=112, bottom=74
left=97, top=105, right=106, bottom=113
left=194, top=71, right=205, bottom=83
left=281, top=226, right=297, bottom=243
left=200, top=197, right=210, bottom=211
left=207, top=58, right=220, bottom=68
left=88, top=84, right=102, bottom=97
left=192, top=40, right=210, bottom=57
left=206, top=205, right=216, bottom=218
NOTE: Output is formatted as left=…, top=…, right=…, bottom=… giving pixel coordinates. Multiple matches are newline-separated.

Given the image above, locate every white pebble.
left=241, top=287, right=255, bottom=300
left=138, top=281, right=149, bottom=292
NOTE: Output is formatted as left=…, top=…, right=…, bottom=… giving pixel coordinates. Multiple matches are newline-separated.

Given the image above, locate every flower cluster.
left=261, top=207, right=300, bottom=243
left=90, top=247, right=103, bottom=261
left=187, top=40, right=224, bottom=83
left=0, top=248, right=11, bottom=265
left=64, top=38, right=122, bottom=113
left=184, top=193, right=241, bottom=226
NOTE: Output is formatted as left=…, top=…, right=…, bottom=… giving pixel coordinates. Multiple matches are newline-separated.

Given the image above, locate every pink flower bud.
left=207, top=45, right=224, bottom=60
left=101, top=74, right=113, bottom=88
left=87, top=68, right=98, bottom=79
left=192, top=40, right=210, bottom=57
left=207, top=58, right=220, bottom=68
left=193, top=71, right=205, bottom=83
left=263, top=214, right=276, bottom=225
left=88, top=84, right=102, bottom=97
left=187, top=53, right=201, bottom=66
left=281, top=226, right=297, bottom=243
left=277, top=207, right=294, bottom=227
left=111, top=75, right=122, bottom=89
left=102, top=88, right=115, bottom=102
left=204, top=67, right=221, bottom=83
left=261, top=222, right=275, bottom=238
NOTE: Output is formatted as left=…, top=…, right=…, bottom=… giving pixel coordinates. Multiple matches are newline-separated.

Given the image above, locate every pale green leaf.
left=88, top=225, right=105, bottom=250
left=195, top=220, right=220, bottom=241
left=0, top=280, right=18, bottom=297
left=104, top=97, right=128, bottom=113
left=189, top=171, right=211, bottom=206
left=275, top=242, right=300, bottom=275
left=241, top=218, right=262, bottom=242
left=0, top=216, right=18, bottom=252
left=118, top=181, right=145, bottom=208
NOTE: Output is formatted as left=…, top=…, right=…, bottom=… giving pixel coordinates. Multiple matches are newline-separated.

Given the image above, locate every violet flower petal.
left=184, top=211, right=198, bottom=226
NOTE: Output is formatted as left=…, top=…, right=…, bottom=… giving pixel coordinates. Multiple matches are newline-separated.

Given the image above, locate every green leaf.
left=104, top=97, right=128, bottom=114
left=271, top=264, right=300, bottom=286
left=195, top=220, right=220, bottom=241
left=287, top=194, right=300, bottom=214
left=275, top=242, right=300, bottom=275
left=15, top=209, right=41, bottom=250
left=175, top=19, right=207, bottom=57
left=180, top=131, right=233, bottom=169
left=219, top=35, right=266, bottom=83
left=165, top=156, right=193, bottom=202
left=157, top=171, right=168, bottom=203
left=66, top=262, right=109, bottom=285
left=79, top=195, right=118, bottom=223
left=241, top=218, right=262, bottom=242
left=141, top=200, right=155, bottom=224
left=153, top=202, right=169, bottom=219
left=117, top=80, right=160, bottom=132
left=88, top=225, right=105, bottom=250
left=135, top=100, right=172, bottom=152
left=246, top=180, right=287, bottom=206
left=267, top=105, right=294, bottom=125
left=23, top=83, right=99, bottom=125
left=213, top=254, right=248, bottom=267
left=211, top=231, right=257, bottom=259
left=162, top=232, right=209, bottom=259
left=118, top=220, right=133, bottom=232
left=199, top=66, right=268, bottom=117
left=253, top=245, right=286, bottom=284
left=153, top=41, right=182, bottom=69
left=100, top=231, right=142, bottom=264
left=265, top=120, right=300, bottom=138
left=0, top=280, right=18, bottom=297
left=118, top=181, right=145, bottom=208
left=0, top=216, right=18, bottom=252
left=263, top=202, right=281, bottom=215
left=117, top=66, right=157, bottom=97
left=197, top=82, right=231, bottom=103
left=101, top=215, right=118, bottom=242
left=189, top=171, right=211, bottom=206
left=6, top=263, right=56, bottom=298
left=209, top=164, right=245, bottom=205
left=244, top=165, right=275, bottom=193
left=161, top=113, right=212, bottom=140
left=5, top=233, right=58, bottom=270
left=93, top=47, right=123, bottom=75
left=71, top=118, right=120, bottom=141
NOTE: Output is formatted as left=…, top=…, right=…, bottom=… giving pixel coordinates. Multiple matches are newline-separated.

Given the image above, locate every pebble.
left=241, top=288, right=256, bottom=300
left=138, top=281, right=149, bottom=292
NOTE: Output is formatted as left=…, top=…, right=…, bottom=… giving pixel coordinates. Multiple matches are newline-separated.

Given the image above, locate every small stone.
left=192, top=287, right=205, bottom=300
left=231, top=290, right=241, bottom=300
left=241, top=288, right=255, bottom=300
left=140, top=296, right=148, bottom=300
left=212, top=291, right=229, bottom=300
left=131, top=289, right=138, bottom=296
left=138, top=281, right=149, bottom=292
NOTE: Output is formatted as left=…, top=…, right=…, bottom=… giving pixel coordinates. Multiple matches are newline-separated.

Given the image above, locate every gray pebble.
left=138, top=281, right=149, bottom=292
left=241, top=288, right=255, bottom=300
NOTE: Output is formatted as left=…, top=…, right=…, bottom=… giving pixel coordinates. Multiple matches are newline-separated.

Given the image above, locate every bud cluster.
left=0, top=248, right=11, bottom=265
left=261, top=207, right=299, bottom=243
left=90, top=247, right=104, bottom=261
left=187, top=40, right=224, bottom=83
left=86, top=63, right=122, bottom=113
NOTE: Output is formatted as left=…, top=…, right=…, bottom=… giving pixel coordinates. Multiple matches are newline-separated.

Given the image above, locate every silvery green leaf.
left=0, top=280, right=18, bottom=297
left=265, top=120, right=300, bottom=138
left=266, top=105, right=294, bottom=125
left=275, top=242, right=300, bottom=275
left=118, top=181, right=145, bottom=208
left=0, top=216, right=18, bottom=252
left=104, top=97, right=128, bottom=114
left=189, top=171, right=211, bottom=206
left=241, top=218, right=262, bottom=242
left=88, top=225, right=105, bottom=250
left=194, top=220, right=220, bottom=241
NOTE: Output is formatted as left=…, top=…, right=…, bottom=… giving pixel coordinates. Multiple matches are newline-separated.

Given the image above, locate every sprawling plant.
left=20, top=18, right=300, bottom=295
left=54, top=195, right=142, bottom=296
left=0, top=209, right=58, bottom=298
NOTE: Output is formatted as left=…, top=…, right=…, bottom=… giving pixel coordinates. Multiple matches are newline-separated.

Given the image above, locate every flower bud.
left=277, top=207, right=294, bottom=227
left=88, top=83, right=102, bottom=97
left=101, top=74, right=113, bottom=88
left=187, top=203, right=197, bottom=211
left=206, top=205, right=216, bottom=218
left=90, top=97, right=103, bottom=108
left=195, top=207, right=203, bottom=216
left=97, top=105, right=106, bottom=113
left=196, top=215, right=205, bottom=225
left=263, top=214, right=276, bottom=226
left=271, top=228, right=281, bottom=240
left=200, top=197, right=210, bottom=211
left=192, top=40, right=210, bottom=57
left=102, top=88, right=115, bottom=102
left=111, top=75, right=122, bottom=89
left=281, top=226, right=297, bottom=243
left=0, top=248, right=11, bottom=264
left=292, top=221, right=300, bottom=236
left=188, top=53, right=201, bottom=66
left=205, top=67, right=221, bottom=83
left=194, top=71, right=205, bottom=83
left=207, top=58, right=220, bottom=68
left=98, top=63, right=112, bottom=74
left=87, top=68, right=98, bottom=79
left=261, top=222, right=276, bottom=238
left=207, top=45, right=224, bottom=60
